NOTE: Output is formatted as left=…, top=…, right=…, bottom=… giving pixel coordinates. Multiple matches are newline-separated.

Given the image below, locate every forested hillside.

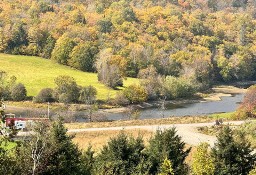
left=1, top=0, right=256, bottom=89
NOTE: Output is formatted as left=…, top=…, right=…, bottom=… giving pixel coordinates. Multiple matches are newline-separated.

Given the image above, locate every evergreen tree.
left=146, top=128, right=191, bottom=175
left=42, top=118, right=82, bottom=175
left=212, top=126, right=256, bottom=175
left=94, top=132, right=147, bottom=175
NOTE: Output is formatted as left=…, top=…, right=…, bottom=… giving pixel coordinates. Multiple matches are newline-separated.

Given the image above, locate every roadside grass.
left=0, top=53, right=138, bottom=100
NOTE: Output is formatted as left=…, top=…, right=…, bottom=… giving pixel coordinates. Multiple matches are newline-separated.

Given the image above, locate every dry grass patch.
left=65, top=116, right=218, bottom=130
left=70, top=129, right=198, bottom=165
left=71, top=129, right=153, bottom=151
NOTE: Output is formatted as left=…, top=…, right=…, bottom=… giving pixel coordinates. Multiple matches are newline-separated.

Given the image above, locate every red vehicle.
left=5, top=114, right=49, bottom=129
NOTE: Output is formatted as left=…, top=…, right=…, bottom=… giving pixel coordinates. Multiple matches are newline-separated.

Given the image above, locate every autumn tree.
left=95, top=48, right=124, bottom=88
left=123, top=84, right=148, bottom=104
left=192, top=143, right=215, bottom=175
left=138, top=65, right=163, bottom=100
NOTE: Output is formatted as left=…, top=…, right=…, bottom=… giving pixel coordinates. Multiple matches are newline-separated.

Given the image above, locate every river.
left=104, top=93, right=244, bottom=120
left=6, top=93, right=244, bottom=122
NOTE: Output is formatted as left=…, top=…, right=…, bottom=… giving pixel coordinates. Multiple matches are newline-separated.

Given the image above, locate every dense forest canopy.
left=1, top=0, right=256, bottom=87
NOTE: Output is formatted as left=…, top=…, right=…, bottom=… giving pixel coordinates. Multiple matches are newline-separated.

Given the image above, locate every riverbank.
left=65, top=112, right=235, bottom=129
left=201, top=85, right=247, bottom=101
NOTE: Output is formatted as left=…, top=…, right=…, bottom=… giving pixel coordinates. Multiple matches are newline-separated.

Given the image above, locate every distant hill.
left=1, top=0, right=256, bottom=90
left=0, top=54, right=138, bottom=99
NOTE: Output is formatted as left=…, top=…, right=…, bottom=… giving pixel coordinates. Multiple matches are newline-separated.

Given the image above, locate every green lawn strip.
left=208, top=112, right=235, bottom=120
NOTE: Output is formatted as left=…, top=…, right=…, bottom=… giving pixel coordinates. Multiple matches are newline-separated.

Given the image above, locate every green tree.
left=163, top=76, right=196, bottom=99
left=54, top=76, right=80, bottom=103
left=97, top=18, right=113, bottom=33
left=192, top=143, right=215, bottom=175
left=80, top=146, right=95, bottom=175
left=10, top=83, right=27, bottom=101
left=42, top=118, right=82, bottom=175
left=51, top=35, right=75, bottom=65
left=146, top=128, right=191, bottom=175
left=69, top=42, right=98, bottom=72
left=41, top=35, right=56, bottom=59
left=94, top=132, right=147, bottom=175
left=212, top=126, right=256, bottom=175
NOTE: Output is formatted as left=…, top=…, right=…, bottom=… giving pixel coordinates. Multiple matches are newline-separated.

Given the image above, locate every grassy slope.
left=0, top=54, right=138, bottom=100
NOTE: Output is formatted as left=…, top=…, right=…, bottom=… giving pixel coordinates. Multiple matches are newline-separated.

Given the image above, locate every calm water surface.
left=105, top=94, right=244, bottom=120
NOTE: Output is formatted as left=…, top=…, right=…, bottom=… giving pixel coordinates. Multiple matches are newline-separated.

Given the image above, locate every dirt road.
left=68, top=121, right=246, bottom=147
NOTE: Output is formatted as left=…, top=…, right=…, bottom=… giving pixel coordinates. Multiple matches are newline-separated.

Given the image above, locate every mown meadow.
left=0, top=54, right=138, bottom=100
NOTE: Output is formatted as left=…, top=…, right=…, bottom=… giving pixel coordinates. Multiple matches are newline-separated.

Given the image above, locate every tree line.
left=1, top=119, right=256, bottom=175
left=1, top=0, right=256, bottom=90
left=0, top=70, right=197, bottom=105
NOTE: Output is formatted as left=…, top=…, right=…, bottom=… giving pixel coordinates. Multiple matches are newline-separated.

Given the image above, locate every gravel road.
left=68, top=121, right=246, bottom=147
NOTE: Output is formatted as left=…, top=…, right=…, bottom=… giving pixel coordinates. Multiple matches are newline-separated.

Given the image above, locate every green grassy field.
left=0, top=54, right=138, bottom=100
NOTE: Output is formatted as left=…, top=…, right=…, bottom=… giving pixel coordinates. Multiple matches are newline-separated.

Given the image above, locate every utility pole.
left=47, top=102, right=50, bottom=119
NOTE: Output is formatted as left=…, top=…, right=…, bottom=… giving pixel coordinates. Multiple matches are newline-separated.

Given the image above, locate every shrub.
left=79, top=85, right=97, bottom=104
left=112, top=92, right=130, bottom=106
left=11, top=83, right=27, bottom=101
left=123, top=84, right=148, bottom=104
left=34, top=88, right=54, bottom=103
